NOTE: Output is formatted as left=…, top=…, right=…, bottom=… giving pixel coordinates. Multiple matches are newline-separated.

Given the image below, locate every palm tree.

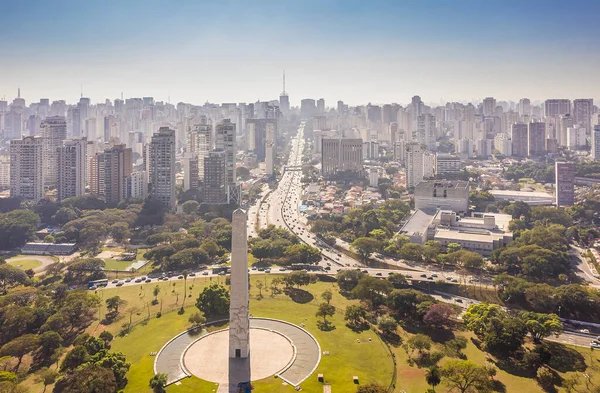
left=425, top=366, right=441, bottom=392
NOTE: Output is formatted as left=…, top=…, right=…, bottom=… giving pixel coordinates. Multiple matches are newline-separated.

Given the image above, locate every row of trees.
left=249, top=225, right=321, bottom=265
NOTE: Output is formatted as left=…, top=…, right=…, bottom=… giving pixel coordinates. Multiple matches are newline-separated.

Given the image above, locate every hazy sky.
left=1, top=0, right=599, bottom=106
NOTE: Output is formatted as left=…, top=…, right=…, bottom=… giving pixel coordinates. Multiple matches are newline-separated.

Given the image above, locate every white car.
left=580, top=329, right=591, bottom=334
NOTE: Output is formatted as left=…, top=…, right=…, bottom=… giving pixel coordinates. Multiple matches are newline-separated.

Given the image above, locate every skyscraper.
left=555, top=161, right=575, bottom=207
left=417, top=114, right=436, bottom=151
left=91, top=144, right=132, bottom=204
left=187, top=123, right=212, bottom=181
left=215, top=119, right=236, bottom=187
left=518, top=98, right=531, bottom=118
left=150, top=127, right=177, bottom=209
left=321, top=138, right=363, bottom=179
left=58, top=139, right=87, bottom=201
left=10, top=136, right=44, bottom=202
left=592, top=125, right=600, bottom=161
left=405, top=142, right=424, bottom=188
left=544, top=99, right=571, bottom=117
left=528, top=122, right=546, bottom=157
left=279, top=73, right=290, bottom=116
left=317, top=98, right=325, bottom=114
left=39, top=115, right=67, bottom=188
left=203, top=150, right=227, bottom=204
left=511, top=123, right=528, bottom=157
left=573, top=99, right=593, bottom=132
left=483, top=97, right=496, bottom=117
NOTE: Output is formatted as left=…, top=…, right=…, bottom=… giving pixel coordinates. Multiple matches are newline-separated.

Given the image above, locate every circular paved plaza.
left=184, top=328, right=294, bottom=383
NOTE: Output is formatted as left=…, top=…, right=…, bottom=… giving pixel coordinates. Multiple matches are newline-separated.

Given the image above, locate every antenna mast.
left=283, top=71, right=286, bottom=94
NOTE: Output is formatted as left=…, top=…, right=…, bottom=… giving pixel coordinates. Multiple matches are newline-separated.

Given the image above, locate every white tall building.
left=126, top=170, right=148, bottom=200
left=423, top=152, right=436, bottom=179
left=187, top=123, right=212, bottom=181
left=265, top=121, right=276, bottom=176
left=0, top=156, right=10, bottom=190
left=215, top=119, right=236, bottom=186
left=417, top=114, right=436, bottom=151
left=39, top=116, right=67, bottom=188
left=10, top=136, right=44, bottom=201
left=494, top=134, right=513, bottom=156
left=405, top=142, right=424, bottom=188
left=567, top=125, right=587, bottom=150
left=150, top=127, right=177, bottom=209
left=591, top=125, right=600, bottom=161
left=58, top=139, right=87, bottom=201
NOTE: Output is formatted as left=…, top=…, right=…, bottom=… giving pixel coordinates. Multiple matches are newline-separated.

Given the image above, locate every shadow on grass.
left=544, top=341, right=586, bottom=373
left=491, top=379, right=507, bottom=393
left=285, top=288, right=314, bottom=304
left=317, top=320, right=336, bottom=331
left=381, top=332, right=403, bottom=347
left=346, top=321, right=370, bottom=333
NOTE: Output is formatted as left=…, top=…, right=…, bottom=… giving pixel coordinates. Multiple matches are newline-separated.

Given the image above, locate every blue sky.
left=1, top=0, right=599, bottom=106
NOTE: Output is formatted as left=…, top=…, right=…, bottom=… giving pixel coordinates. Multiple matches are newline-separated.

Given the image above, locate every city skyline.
left=1, top=0, right=599, bottom=105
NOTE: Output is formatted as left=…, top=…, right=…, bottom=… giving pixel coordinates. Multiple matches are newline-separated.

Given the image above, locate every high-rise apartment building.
left=215, top=119, right=236, bottom=186
left=518, top=98, right=531, bottom=118
left=57, top=139, right=87, bottom=201
left=405, top=142, right=424, bottom=188
left=573, top=99, right=593, bottom=132
left=0, top=156, right=10, bottom=190
left=528, top=122, right=546, bottom=157
left=417, top=114, right=436, bottom=151
left=511, top=123, right=528, bottom=157
left=203, top=149, right=227, bottom=204
left=265, top=121, right=276, bottom=177
left=183, top=153, right=199, bottom=191
left=321, top=138, right=363, bottom=179
left=150, top=127, right=176, bottom=209
left=483, top=97, right=496, bottom=117
left=39, top=115, right=67, bottom=188
left=91, top=144, right=132, bottom=204
left=592, top=125, right=600, bottom=161
left=10, top=136, right=44, bottom=201
left=555, top=162, right=575, bottom=207
left=187, top=123, right=212, bottom=181
left=544, top=99, right=571, bottom=117
left=126, top=170, right=148, bottom=200
left=300, top=99, right=316, bottom=118
left=317, top=98, right=325, bottom=114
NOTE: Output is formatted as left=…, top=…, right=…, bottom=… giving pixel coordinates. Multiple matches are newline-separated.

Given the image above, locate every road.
left=570, top=244, right=600, bottom=288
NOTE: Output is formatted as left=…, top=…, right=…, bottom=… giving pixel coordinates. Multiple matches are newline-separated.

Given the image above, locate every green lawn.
left=103, top=258, right=133, bottom=271
left=7, top=259, right=42, bottom=270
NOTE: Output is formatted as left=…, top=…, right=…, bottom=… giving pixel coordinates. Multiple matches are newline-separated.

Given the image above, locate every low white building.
left=489, top=190, right=554, bottom=205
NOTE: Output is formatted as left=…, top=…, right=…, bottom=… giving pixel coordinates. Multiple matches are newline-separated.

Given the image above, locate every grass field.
left=21, top=274, right=600, bottom=393
left=7, top=259, right=42, bottom=270
left=103, top=258, right=133, bottom=271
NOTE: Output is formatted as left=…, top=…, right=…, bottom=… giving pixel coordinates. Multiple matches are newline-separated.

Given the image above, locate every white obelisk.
left=229, top=209, right=250, bottom=358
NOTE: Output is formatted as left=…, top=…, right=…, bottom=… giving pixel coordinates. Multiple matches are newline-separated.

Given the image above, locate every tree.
left=284, top=244, right=321, bottom=265
left=0, top=265, right=28, bottom=294
left=95, top=351, right=130, bottom=389
left=344, top=304, right=367, bottom=327
left=153, top=286, right=160, bottom=304
left=446, top=243, right=462, bottom=254
left=109, top=222, right=130, bottom=244
left=352, top=276, right=393, bottom=307
left=286, top=271, right=311, bottom=288
left=105, top=296, right=126, bottom=315
left=377, top=316, right=398, bottom=335
left=36, top=368, right=59, bottom=393
left=255, top=281, right=264, bottom=298
left=316, top=302, right=336, bottom=326
left=536, top=367, right=554, bottom=391
left=39, top=331, right=63, bottom=358
left=441, top=360, right=492, bottom=393
left=60, top=346, right=89, bottom=371
left=423, top=304, right=458, bottom=327
left=182, top=200, right=200, bottom=215
left=387, top=273, right=408, bottom=288
left=251, top=240, right=273, bottom=261
left=336, top=269, right=365, bottom=292
left=0, top=334, right=40, bottom=370
left=195, top=283, right=230, bottom=317
left=237, top=166, right=251, bottom=181
left=351, top=237, right=381, bottom=261
left=356, top=383, right=386, bottom=393
left=519, top=312, right=562, bottom=342
left=149, top=373, right=168, bottom=393
left=407, top=334, right=432, bottom=357
left=188, top=312, right=206, bottom=328
left=0, top=209, right=40, bottom=249
left=399, top=243, right=425, bottom=261
left=444, top=337, right=468, bottom=358
left=425, top=366, right=441, bottom=392
left=83, top=336, right=105, bottom=356
left=321, top=289, right=332, bottom=305
left=53, top=364, right=117, bottom=393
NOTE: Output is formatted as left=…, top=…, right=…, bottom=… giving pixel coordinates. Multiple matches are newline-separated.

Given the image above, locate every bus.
left=88, top=279, right=108, bottom=289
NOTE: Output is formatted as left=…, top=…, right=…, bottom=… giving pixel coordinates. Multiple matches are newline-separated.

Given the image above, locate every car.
left=145, top=279, right=152, bottom=283
left=455, top=299, right=463, bottom=303
left=140, top=276, right=147, bottom=280
left=427, top=276, right=433, bottom=280
left=324, top=266, right=331, bottom=271
left=116, top=281, right=124, bottom=287
left=375, top=272, right=382, bottom=276
left=189, top=272, right=196, bottom=277
left=134, top=279, right=142, bottom=283
left=89, top=286, right=97, bottom=290
left=111, top=279, right=119, bottom=284
left=591, top=342, right=600, bottom=349
left=362, top=270, right=368, bottom=273
left=451, top=278, right=458, bottom=283
left=446, top=276, right=453, bottom=281
left=420, top=274, right=427, bottom=278
left=251, top=267, right=257, bottom=270
left=431, top=274, right=438, bottom=278
left=125, top=278, right=132, bottom=283
left=218, top=271, right=226, bottom=276
left=405, top=274, right=413, bottom=278
left=279, top=267, right=286, bottom=271
left=265, top=269, right=271, bottom=273
left=257, top=267, right=265, bottom=272
left=580, top=329, right=591, bottom=334
left=178, top=275, right=184, bottom=279
left=202, top=271, right=209, bottom=275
